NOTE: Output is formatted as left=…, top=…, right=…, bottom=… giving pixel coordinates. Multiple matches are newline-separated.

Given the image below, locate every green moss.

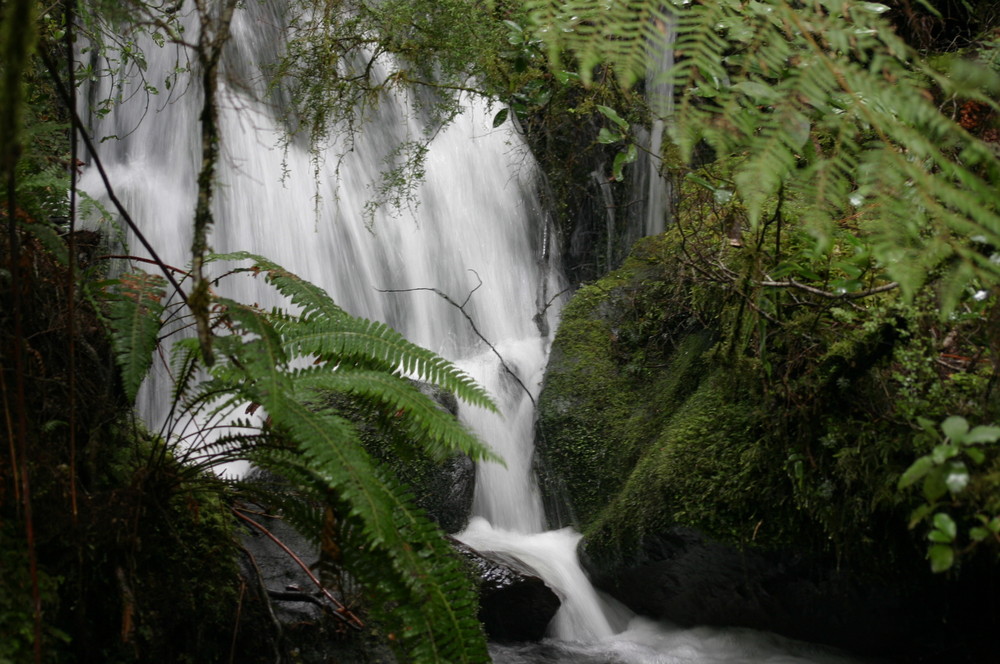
left=582, top=370, right=779, bottom=567
left=538, top=233, right=725, bottom=529
left=537, top=214, right=1000, bottom=578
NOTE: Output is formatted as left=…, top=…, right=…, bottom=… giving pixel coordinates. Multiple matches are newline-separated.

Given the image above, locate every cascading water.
left=628, top=8, right=676, bottom=246
left=80, top=3, right=863, bottom=662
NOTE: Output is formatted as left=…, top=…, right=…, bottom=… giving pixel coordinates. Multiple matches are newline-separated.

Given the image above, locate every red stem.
left=232, top=507, right=364, bottom=630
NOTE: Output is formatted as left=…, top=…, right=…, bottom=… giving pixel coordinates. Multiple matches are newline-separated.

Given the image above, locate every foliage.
left=100, top=252, right=497, bottom=663
left=522, top=0, right=1000, bottom=313
left=899, top=416, right=1000, bottom=571
left=519, top=0, right=1000, bottom=580
left=104, top=271, right=166, bottom=401
left=2, top=0, right=536, bottom=659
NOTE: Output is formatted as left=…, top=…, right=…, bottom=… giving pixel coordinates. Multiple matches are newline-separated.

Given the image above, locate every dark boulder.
left=582, top=526, right=998, bottom=663
left=453, top=540, right=562, bottom=642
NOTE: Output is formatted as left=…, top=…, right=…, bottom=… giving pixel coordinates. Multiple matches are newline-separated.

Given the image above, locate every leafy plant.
left=595, top=104, right=637, bottom=181
left=100, top=252, right=499, bottom=663
left=899, top=416, right=1000, bottom=571
left=521, top=0, right=1000, bottom=314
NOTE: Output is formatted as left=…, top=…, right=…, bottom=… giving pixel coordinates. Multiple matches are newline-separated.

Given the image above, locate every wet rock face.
left=421, top=452, right=476, bottom=533
left=454, top=541, right=562, bottom=642
left=581, top=526, right=996, bottom=663
left=240, top=514, right=396, bottom=664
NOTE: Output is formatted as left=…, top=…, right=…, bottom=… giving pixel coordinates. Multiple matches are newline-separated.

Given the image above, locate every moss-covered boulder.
left=536, top=229, right=1000, bottom=662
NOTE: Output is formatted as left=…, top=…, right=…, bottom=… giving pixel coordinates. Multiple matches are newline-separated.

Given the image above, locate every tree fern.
left=521, top=0, right=1000, bottom=309
left=125, top=253, right=498, bottom=663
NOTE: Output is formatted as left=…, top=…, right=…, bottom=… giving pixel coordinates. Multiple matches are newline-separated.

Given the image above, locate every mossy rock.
left=535, top=225, right=1000, bottom=660
left=536, top=233, right=720, bottom=530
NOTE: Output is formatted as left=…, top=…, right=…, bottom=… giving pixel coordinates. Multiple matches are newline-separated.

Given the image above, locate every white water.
left=79, top=3, right=861, bottom=663
left=638, top=9, right=676, bottom=239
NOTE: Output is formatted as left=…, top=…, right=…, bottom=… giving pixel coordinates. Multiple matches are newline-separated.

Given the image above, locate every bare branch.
left=232, top=507, right=364, bottom=631
left=758, top=279, right=899, bottom=300
left=377, top=270, right=537, bottom=406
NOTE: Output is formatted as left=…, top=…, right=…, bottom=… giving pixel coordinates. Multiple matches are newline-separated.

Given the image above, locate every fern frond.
left=525, top=0, right=1000, bottom=308
left=162, top=253, right=497, bottom=660
left=105, top=271, right=166, bottom=402
left=268, top=436, right=489, bottom=662
left=282, top=315, right=497, bottom=413
left=527, top=0, right=674, bottom=87
left=208, top=251, right=348, bottom=321
left=291, top=367, right=501, bottom=464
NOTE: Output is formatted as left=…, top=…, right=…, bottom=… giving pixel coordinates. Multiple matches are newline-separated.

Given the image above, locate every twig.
left=376, top=270, right=537, bottom=406
left=66, top=0, right=79, bottom=523
left=758, top=279, right=899, bottom=300
left=232, top=507, right=364, bottom=631
left=98, top=254, right=193, bottom=277
left=37, top=48, right=189, bottom=307
left=238, top=545, right=284, bottom=664
left=228, top=578, right=246, bottom=664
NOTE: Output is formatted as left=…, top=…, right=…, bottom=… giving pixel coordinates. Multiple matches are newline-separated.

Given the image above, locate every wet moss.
left=537, top=222, right=1000, bottom=577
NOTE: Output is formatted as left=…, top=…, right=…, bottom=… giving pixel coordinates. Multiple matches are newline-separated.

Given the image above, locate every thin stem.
left=232, top=507, right=364, bottom=631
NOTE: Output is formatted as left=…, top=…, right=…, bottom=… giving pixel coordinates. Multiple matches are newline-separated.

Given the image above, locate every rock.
left=453, top=540, right=562, bottom=642
left=420, top=452, right=476, bottom=533
left=240, top=511, right=396, bottom=664
left=582, top=525, right=998, bottom=663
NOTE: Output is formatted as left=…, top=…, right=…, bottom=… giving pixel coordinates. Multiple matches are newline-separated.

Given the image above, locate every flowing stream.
left=80, top=3, right=862, bottom=663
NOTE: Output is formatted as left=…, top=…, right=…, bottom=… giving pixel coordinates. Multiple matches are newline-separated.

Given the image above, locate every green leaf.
left=969, top=526, right=990, bottom=542
left=106, top=272, right=166, bottom=403
left=858, top=2, right=891, bottom=13
left=929, top=544, right=955, bottom=573
left=941, top=416, right=969, bottom=443
left=966, top=447, right=986, bottom=464
left=928, top=529, right=954, bottom=543
left=898, top=455, right=934, bottom=489
left=492, top=108, right=509, bottom=128
left=933, top=512, right=957, bottom=540
left=931, top=443, right=959, bottom=464
left=922, top=467, right=949, bottom=502
left=916, top=417, right=940, bottom=438
left=964, top=425, right=1000, bottom=444
left=908, top=502, right=934, bottom=529
left=597, top=127, right=622, bottom=144
left=611, top=144, right=637, bottom=181
left=596, top=104, right=628, bottom=130
left=732, top=80, right=778, bottom=102
left=20, top=220, right=69, bottom=265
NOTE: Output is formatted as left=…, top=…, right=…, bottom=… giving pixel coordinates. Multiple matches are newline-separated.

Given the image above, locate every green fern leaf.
left=106, top=271, right=166, bottom=402
left=282, top=315, right=497, bottom=412
left=208, top=251, right=348, bottom=321
left=166, top=254, right=497, bottom=661
left=291, top=366, right=501, bottom=464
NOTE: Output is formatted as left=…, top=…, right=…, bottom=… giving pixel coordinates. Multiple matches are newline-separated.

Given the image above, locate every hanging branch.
left=758, top=279, right=899, bottom=300
left=37, top=48, right=189, bottom=305
left=376, top=270, right=538, bottom=407
left=65, top=0, right=79, bottom=523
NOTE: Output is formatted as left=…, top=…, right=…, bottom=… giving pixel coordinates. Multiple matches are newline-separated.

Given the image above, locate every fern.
left=522, top=0, right=1000, bottom=310
left=143, top=253, right=498, bottom=663
left=104, top=271, right=166, bottom=402
left=208, top=251, right=498, bottom=412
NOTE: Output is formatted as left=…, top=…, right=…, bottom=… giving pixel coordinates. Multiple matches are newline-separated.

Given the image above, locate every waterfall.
left=80, top=0, right=607, bottom=637
left=78, top=4, right=865, bottom=661
left=79, top=2, right=563, bottom=438
left=636, top=8, right=676, bottom=240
